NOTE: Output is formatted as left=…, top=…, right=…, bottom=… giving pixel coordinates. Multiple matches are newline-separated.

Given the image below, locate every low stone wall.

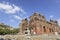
left=0, top=35, right=60, bottom=40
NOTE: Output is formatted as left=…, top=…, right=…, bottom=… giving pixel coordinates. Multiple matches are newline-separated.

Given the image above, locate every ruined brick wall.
left=19, top=12, right=59, bottom=35
left=19, top=18, right=29, bottom=34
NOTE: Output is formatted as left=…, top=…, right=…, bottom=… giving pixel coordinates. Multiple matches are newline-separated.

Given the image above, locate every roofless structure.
left=19, top=12, right=60, bottom=35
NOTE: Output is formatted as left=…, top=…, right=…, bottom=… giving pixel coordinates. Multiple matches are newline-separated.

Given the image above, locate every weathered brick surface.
left=19, top=12, right=60, bottom=35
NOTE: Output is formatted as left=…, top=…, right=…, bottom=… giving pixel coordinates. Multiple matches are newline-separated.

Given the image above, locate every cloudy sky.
left=0, top=0, right=60, bottom=28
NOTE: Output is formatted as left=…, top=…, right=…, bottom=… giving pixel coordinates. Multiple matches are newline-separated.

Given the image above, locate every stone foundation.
left=0, top=35, right=60, bottom=40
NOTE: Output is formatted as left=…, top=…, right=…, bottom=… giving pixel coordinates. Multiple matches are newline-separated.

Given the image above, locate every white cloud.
left=50, top=15, right=54, bottom=20
left=23, top=16, right=28, bottom=19
left=5, top=4, right=20, bottom=14
left=13, top=15, right=22, bottom=20
left=20, top=8, right=26, bottom=14
left=50, top=15, right=53, bottom=18
left=0, top=2, right=26, bottom=14
left=57, top=19, right=60, bottom=26
left=12, top=15, right=28, bottom=21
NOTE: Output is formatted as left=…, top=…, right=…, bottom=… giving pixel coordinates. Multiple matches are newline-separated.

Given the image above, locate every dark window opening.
left=43, top=26, right=46, bottom=32
left=25, top=18, right=27, bottom=21
left=24, top=29, right=27, bottom=30
left=34, top=17, right=39, bottom=20
left=25, top=32, right=28, bottom=34
left=42, top=16, right=45, bottom=18
left=58, top=32, right=60, bottom=34
left=52, top=29, right=54, bottom=32
left=39, top=14, right=41, bottom=16
left=49, top=28, right=51, bottom=32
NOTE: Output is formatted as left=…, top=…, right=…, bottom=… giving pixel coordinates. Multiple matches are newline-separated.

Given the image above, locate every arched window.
left=34, top=16, right=39, bottom=20
left=49, top=28, right=51, bottom=32
left=43, top=26, right=46, bottom=32
left=52, top=29, right=54, bottom=32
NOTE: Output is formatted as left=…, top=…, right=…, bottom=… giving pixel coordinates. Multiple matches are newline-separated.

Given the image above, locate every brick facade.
left=19, top=12, right=59, bottom=35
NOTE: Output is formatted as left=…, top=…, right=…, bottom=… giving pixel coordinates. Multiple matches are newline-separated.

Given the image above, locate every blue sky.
left=0, top=0, right=60, bottom=28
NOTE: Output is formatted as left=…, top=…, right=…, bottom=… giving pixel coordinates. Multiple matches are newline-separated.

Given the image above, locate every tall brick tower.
left=19, top=18, right=30, bottom=35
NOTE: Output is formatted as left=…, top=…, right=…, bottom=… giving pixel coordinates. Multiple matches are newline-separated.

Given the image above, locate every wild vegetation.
left=0, top=23, right=19, bottom=35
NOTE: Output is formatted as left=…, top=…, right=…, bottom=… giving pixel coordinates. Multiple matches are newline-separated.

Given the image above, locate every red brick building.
left=19, top=12, right=60, bottom=35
